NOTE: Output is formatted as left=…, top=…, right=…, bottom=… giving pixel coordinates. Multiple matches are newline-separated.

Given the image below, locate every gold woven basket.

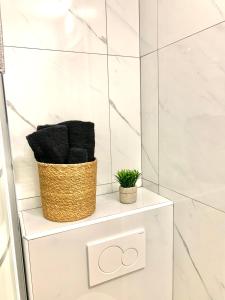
left=37, top=159, right=97, bottom=222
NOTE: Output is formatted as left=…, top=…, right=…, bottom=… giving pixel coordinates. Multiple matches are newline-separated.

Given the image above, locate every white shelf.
left=20, top=187, right=173, bottom=241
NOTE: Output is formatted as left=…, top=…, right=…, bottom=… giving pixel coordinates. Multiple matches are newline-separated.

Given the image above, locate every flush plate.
left=87, top=228, right=145, bottom=287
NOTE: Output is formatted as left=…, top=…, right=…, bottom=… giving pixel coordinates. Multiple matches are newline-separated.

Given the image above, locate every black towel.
left=26, top=125, right=69, bottom=164
left=37, top=124, right=52, bottom=131
left=67, top=147, right=88, bottom=164
left=60, top=121, right=95, bottom=161
left=37, top=121, right=95, bottom=161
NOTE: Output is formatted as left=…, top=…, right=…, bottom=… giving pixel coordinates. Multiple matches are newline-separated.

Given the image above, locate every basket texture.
left=37, top=159, right=97, bottom=222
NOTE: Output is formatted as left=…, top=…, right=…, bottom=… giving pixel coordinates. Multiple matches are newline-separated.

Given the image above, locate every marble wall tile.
left=159, top=22, right=225, bottom=213
left=106, top=0, right=139, bottom=57
left=108, top=55, right=141, bottom=181
left=1, top=0, right=107, bottom=54
left=141, top=52, right=158, bottom=183
left=4, top=47, right=111, bottom=200
left=142, top=179, right=159, bottom=194
left=158, top=0, right=225, bottom=48
left=159, top=186, right=225, bottom=300
left=140, top=0, right=157, bottom=56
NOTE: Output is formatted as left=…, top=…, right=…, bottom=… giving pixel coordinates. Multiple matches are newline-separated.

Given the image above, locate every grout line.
left=138, top=0, right=143, bottom=178
left=140, top=20, right=225, bottom=58
left=142, top=177, right=158, bottom=185
left=18, top=196, right=40, bottom=201
left=20, top=206, right=42, bottom=212
left=142, top=178, right=159, bottom=194
left=4, top=45, right=139, bottom=59
left=27, top=242, right=34, bottom=300
left=19, top=236, right=30, bottom=300
left=156, top=0, right=160, bottom=191
left=158, top=20, right=225, bottom=52
left=20, top=188, right=120, bottom=212
left=21, top=212, right=27, bottom=237
left=140, top=48, right=158, bottom=58
left=172, top=198, right=175, bottom=300
left=108, top=53, right=139, bottom=59
left=20, top=189, right=120, bottom=212
left=138, top=0, right=141, bottom=58
left=159, top=184, right=225, bottom=215
left=18, top=183, right=115, bottom=201
left=105, top=0, right=113, bottom=192
left=140, top=55, right=143, bottom=176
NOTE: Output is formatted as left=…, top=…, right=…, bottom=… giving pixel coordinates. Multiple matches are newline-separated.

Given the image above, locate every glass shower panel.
left=0, top=123, right=17, bottom=300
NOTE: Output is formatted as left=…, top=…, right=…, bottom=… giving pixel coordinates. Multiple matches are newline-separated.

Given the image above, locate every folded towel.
left=26, top=125, right=69, bottom=164
left=37, top=124, right=52, bottom=131
left=38, top=121, right=95, bottom=161
left=67, top=147, right=88, bottom=164
left=60, top=121, right=95, bottom=161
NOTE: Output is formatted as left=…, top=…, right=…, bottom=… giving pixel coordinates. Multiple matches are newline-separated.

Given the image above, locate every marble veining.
left=175, top=225, right=213, bottom=300
left=4, top=47, right=112, bottom=200
left=141, top=52, right=158, bottom=183
left=211, top=0, right=225, bottom=18
left=109, top=98, right=140, bottom=137
left=108, top=56, right=141, bottom=178
left=159, top=22, right=225, bottom=212
left=68, top=8, right=107, bottom=46
left=106, top=0, right=139, bottom=57
left=6, top=100, right=36, bottom=129
left=158, top=0, right=225, bottom=47
left=142, top=145, right=158, bottom=178
left=1, top=0, right=142, bottom=210
left=140, top=0, right=157, bottom=56
left=160, top=187, right=225, bottom=300
left=1, top=0, right=107, bottom=54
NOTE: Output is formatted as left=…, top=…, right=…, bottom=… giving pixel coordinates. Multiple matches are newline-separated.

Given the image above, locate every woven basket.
left=37, top=159, right=97, bottom=222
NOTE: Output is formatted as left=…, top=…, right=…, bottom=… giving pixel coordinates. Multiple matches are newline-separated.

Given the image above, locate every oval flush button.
left=98, top=246, right=122, bottom=274
left=122, top=248, right=138, bottom=266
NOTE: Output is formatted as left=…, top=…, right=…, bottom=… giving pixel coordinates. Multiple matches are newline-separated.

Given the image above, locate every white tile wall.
left=160, top=187, right=225, bottom=300
left=140, top=1, right=225, bottom=299
left=1, top=1, right=141, bottom=208
left=106, top=0, right=139, bottom=57
left=141, top=52, right=158, bottom=184
left=1, top=0, right=107, bottom=54
left=4, top=47, right=111, bottom=199
left=142, top=179, right=159, bottom=194
left=140, top=0, right=157, bottom=56
left=108, top=55, right=141, bottom=180
left=158, top=0, right=225, bottom=48
left=159, top=22, right=225, bottom=213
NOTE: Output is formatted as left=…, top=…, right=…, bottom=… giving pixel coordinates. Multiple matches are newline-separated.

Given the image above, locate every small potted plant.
left=115, top=169, right=141, bottom=204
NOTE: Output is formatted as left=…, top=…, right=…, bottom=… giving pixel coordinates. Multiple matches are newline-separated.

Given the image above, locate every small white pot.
left=119, top=186, right=137, bottom=204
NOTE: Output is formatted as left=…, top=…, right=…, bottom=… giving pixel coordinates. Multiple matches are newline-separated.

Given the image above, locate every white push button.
left=99, top=246, right=122, bottom=273
left=87, top=229, right=146, bottom=286
left=122, top=248, right=138, bottom=266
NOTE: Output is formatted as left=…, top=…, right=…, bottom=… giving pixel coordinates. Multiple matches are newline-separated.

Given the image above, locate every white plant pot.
left=119, top=186, right=137, bottom=204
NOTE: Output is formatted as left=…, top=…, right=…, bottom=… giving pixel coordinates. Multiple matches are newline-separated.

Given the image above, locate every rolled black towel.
left=67, top=147, right=88, bottom=164
left=60, top=121, right=95, bottom=161
left=37, top=121, right=95, bottom=161
left=26, top=125, right=69, bottom=164
left=37, top=124, right=52, bottom=131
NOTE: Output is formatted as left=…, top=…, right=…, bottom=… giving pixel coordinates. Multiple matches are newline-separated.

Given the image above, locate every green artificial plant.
left=115, top=169, right=141, bottom=188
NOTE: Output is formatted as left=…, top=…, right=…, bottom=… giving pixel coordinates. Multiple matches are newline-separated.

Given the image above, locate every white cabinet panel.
left=25, top=205, right=172, bottom=300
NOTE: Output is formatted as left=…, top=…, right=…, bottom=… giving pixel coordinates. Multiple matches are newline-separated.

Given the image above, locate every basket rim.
left=37, top=158, right=97, bottom=167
